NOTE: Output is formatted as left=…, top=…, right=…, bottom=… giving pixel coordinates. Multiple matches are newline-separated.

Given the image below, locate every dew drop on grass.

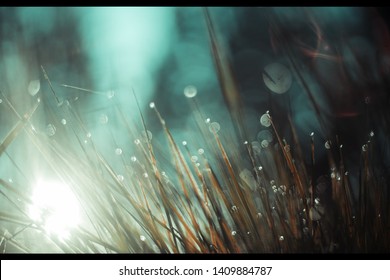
left=209, top=122, right=220, bottom=133
left=370, top=131, right=374, bottom=137
left=99, top=114, right=108, bottom=124
left=140, top=235, right=146, bottom=242
left=46, top=124, right=56, bottom=137
left=184, top=85, right=197, bottom=98
left=331, top=172, right=336, bottom=179
left=198, top=148, right=204, bottom=155
left=115, top=148, right=122, bottom=155
left=28, top=80, right=40, bottom=96
left=257, top=130, right=273, bottom=143
left=261, top=139, right=269, bottom=148
left=196, top=163, right=200, bottom=167
left=257, top=212, right=263, bottom=218
left=362, top=144, right=368, bottom=152
left=182, top=141, right=187, bottom=146
left=231, top=205, right=238, bottom=212
left=86, top=132, right=92, bottom=138
left=149, top=102, right=155, bottom=109
left=303, top=227, right=309, bottom=234
left=325, top=141, right=331, bottom=150
left=257, top=166, right=263, bottom=171
left=251, top=141, right=261, bottom=154
left=279, top=236, right=284, bottom=241
left=191, top=156, right=198, bottom=162
left=205, top=118, right=211, bottom=124
left=134, top=139, right=141, bottom=145
left=143, top=173, right=149, bottom=178
left=263, top=62, right=293, bottom=94
left=61, top=119, right=67, bottom=125
left=117, top=174, right=124, bottom=182
left=260, top=113, right=271, bottom=127
left=231, top=231, right=237, bottom=236
left=314, top=198, right=320, bottom=205
left=131, top=156, right=137, bottom=162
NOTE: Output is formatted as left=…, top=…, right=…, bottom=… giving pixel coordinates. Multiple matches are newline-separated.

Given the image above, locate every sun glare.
left=28, top=180, right=81, bottom=239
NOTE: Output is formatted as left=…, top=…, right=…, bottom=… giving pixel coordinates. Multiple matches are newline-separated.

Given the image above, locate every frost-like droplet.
left=46, top=124, right=56, bottom=137
left=209, top=122, right=220, bottom=134
left=149, top=102, right=155, bottom=109
left=140, top=235, right=146, bottom=242
left=28, top=80, right=40, bottom=96
left=231, top=231, right=237, bottom=236
left=260, top=113, right=271, bottom=127
left=106, top=90, right=115, bottom=99
left=279, top=235, right=284, bottom=241
left=362, top=144, right=368, bottom=152
left=61, top=119, right=67, bottom=125
left=325, top=140, right=331, bottom=150
left=184, top=85, right=197, bottom=98
left=115, top=148, right=122, bottom=155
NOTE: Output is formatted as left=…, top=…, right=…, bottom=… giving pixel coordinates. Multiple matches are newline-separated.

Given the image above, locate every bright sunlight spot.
left=28, top=180, right=81, bottom=240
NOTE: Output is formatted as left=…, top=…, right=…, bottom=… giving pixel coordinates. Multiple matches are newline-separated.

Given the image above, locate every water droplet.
left=310, top=132, right=315, bottom=137
left=149, top=102, right=155, bottom=108
left=314, top=198, right=320, bottom=205
left=205, top=118, right=211, bottom=124
left=263, top=62, right=293, bottom=94
left=182, top=141, right=187, bottom=146
left=198, top=148, right=204, bottom=155
left=37, top=97, right=41, bottom=103
left=140, top=235, right=146, bottom=242
left=86, top=132, right=92, bottom=138
left=143, top=173, right=149, bottom=178
left=209, top=122, right=220, bottom=133
left=279, top=235, right=284, bottom=241
left=362, top=144, right=368, bottom=152
left=370, top=131, right=374, bottom=137
left=46, top=124, right=56, bottom=137
left=184, top=85, right=197, bottom=98
left=260, top=113, right=271, bottom=127
left=302, top=218, right=307, bottom=225
left=244, top=141, right=248, bottom=145
left=339, top=144, right=343, bottom=149
left=231, top=205, right=238, bottom=212
left=134, top=139, right=141, bottom=145
left=257, top=130, right=273, bottom=143
left=231, top=231, right=237, bottom=236
left=196, top=162, right=200, bottom=167
left=84, top=139, right=88, bottom=144
left=191, top=156, right=198, bottom=162
left=115, top=148, right=122, bottom=155
left=325, top=141, right=331, bottom=150
left=131, top=156, right=137, bottom=162
left=303, top=227, right=309, bottom=234
left=117, top=174, right=124, bottom=182
left=247, top=231, right=251, bottom=235
left=345, top=171, right=349, bottom=176
left=106, top=90, right=115, bottom=99
left=279, top=185, right=287, bottom=192
left=99, top=114, right=108, bottom=124
left=257, top=166, right=263, bottom=171
left=251, top=141, right=261, bottom=154
left=331, top=172, right=336, bottom=179
left=61, top=119, right=67, bottom=125
left=261, top=139, right=269, bottom=148
left=8, top=178, right=13, bottom=183
left=257, top=212, right=263, bottom=218
left=28, top=80, right=40, bottom=96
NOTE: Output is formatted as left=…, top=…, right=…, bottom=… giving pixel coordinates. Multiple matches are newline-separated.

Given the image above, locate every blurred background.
left=1, top=7, right=389, bottom=252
